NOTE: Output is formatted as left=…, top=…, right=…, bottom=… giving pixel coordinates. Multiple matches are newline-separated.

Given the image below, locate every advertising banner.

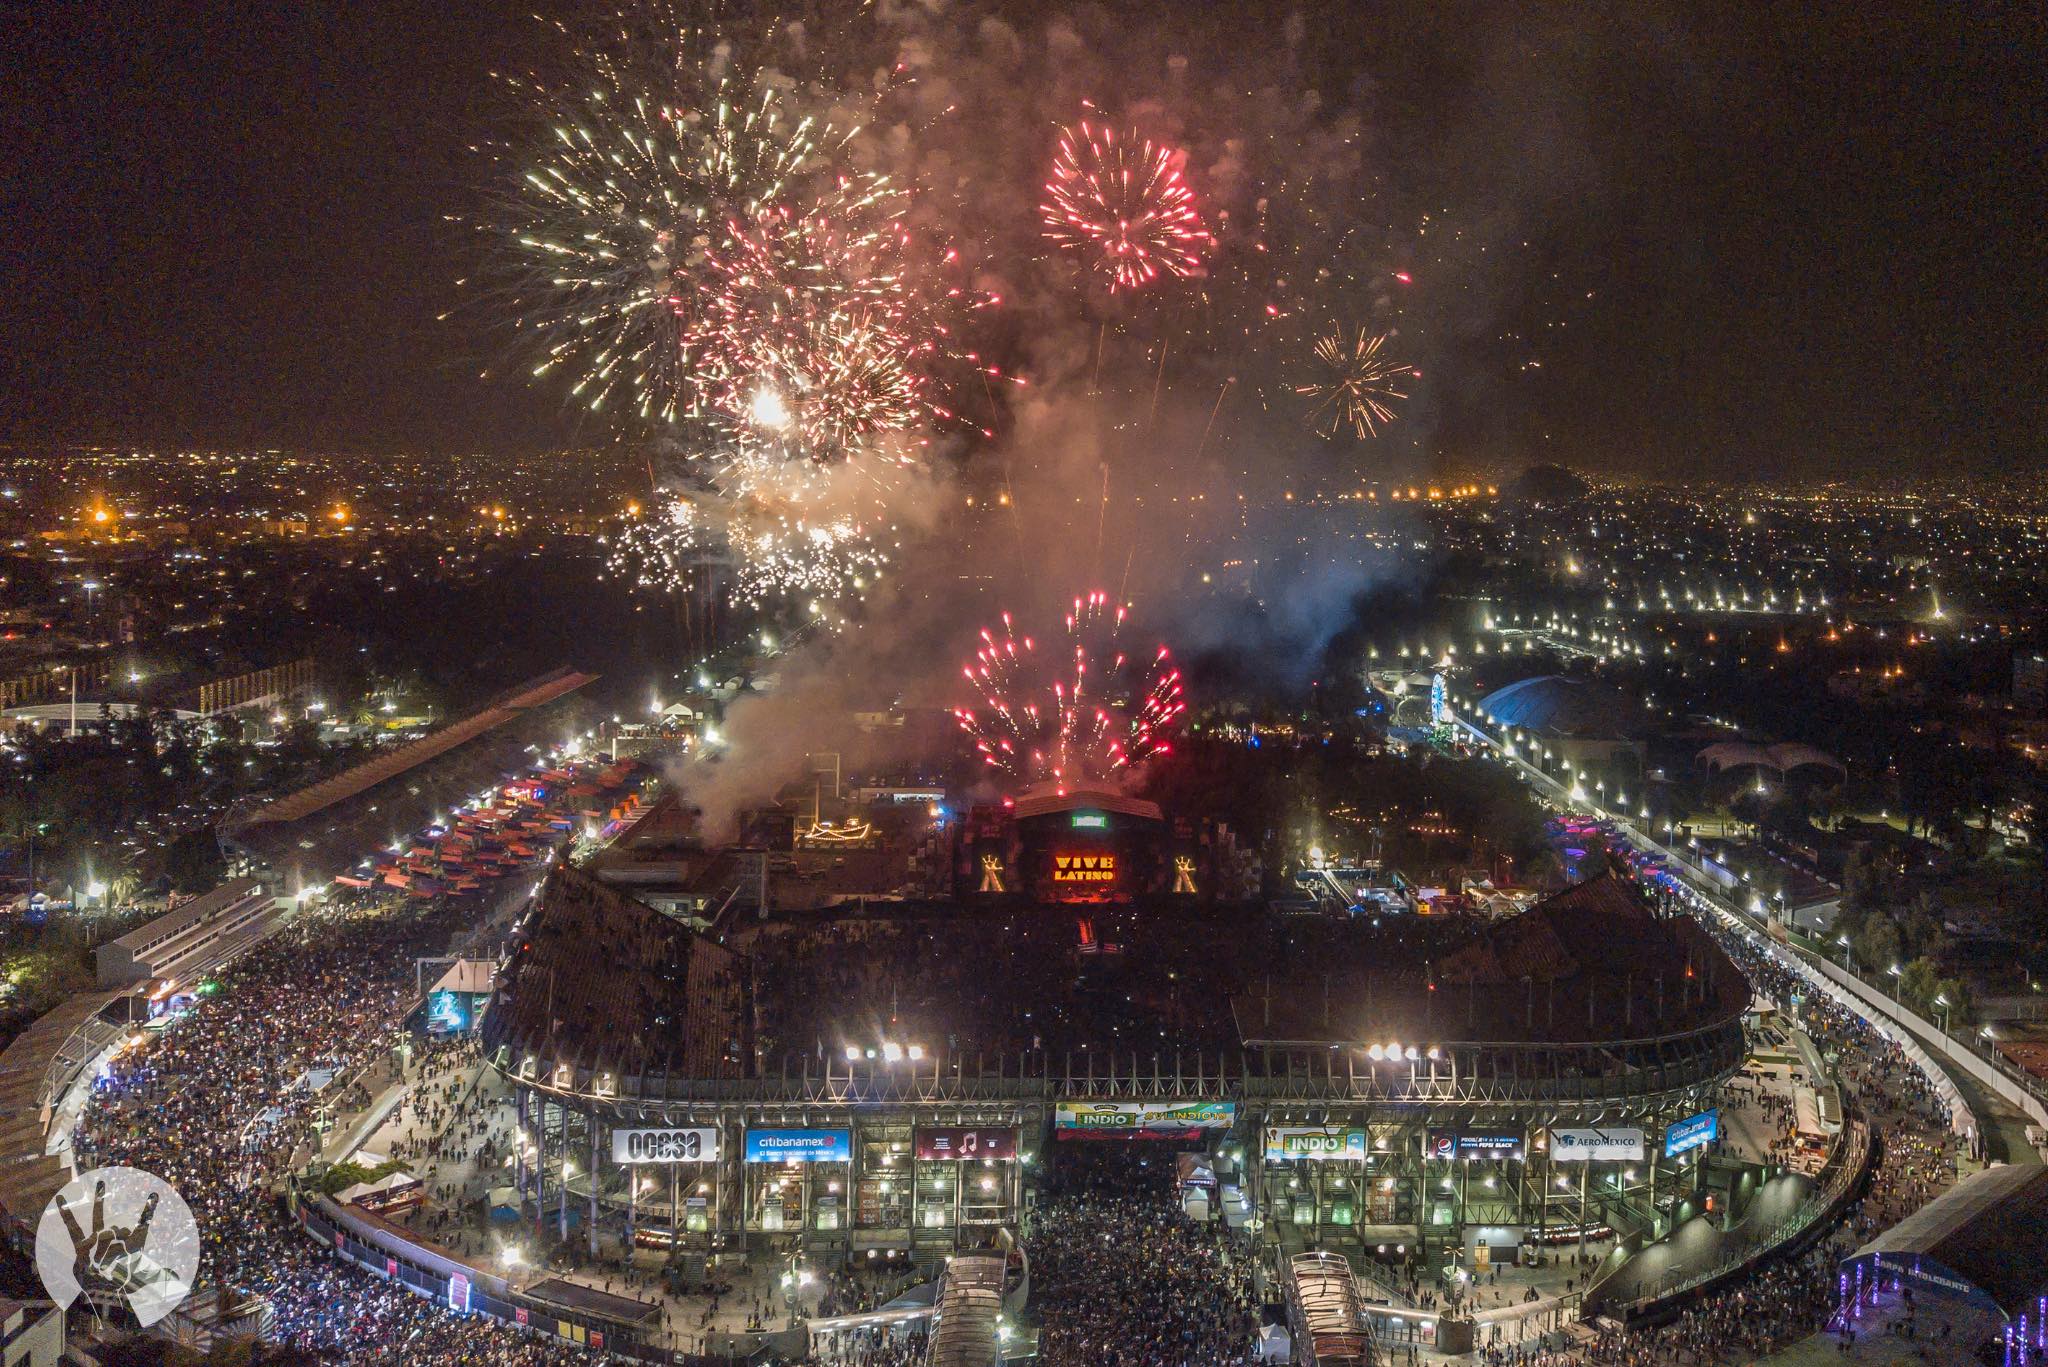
left=1054, top=1100, right=1237, bottom=1139
left=1425, top=1130, right=1526, bottom=1160
left=1263, top=1127, right=1368, bottom=1162
left=1549, top=1127, right=1647, bottom=1163
left=1663, top=1110, right=1718, bottom=1157
left=913, top=1127, right=1017, bottom=1161
left=611, top=1127, right=719, bottom=1164
left=744, top=1128, right=852, bottom=1164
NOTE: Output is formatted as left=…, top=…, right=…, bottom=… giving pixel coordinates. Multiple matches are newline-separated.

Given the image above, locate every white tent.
left=338, top=1170, right=419, bottom=1205
left=430, top=959, right=495, bottom=995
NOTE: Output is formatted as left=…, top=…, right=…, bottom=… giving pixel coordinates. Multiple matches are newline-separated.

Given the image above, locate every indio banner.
left=1054, top=1100, right=1236, bottom=1139
left=1263, top=1127, right=1368, bottom=1162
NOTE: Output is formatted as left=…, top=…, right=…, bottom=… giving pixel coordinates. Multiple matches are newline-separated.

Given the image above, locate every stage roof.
left=1849, top=1162, right=2048, bottom=1316
left=1009, top=785, right=1163, bottom=823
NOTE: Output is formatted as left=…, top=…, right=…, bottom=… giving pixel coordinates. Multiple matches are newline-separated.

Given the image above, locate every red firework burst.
left=954, top=591, right=1187, bottom=787
left=1041, top=119, right=1212, bottom=293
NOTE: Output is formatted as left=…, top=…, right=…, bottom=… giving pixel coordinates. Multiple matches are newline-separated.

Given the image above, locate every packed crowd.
left=743, top=910, right=1248, bottom=1064
left=69, top=894, right=638, bottom=1364
left=1026, top=1147, right=1258, bottom=1367
left=802, top=1323, right=928, bottom=1367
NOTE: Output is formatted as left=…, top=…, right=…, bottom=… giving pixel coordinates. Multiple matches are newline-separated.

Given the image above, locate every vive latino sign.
left=1051, top=852, right=1117, bottom=884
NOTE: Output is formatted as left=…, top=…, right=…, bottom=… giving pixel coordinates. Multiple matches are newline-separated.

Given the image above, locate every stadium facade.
left=482, top=862, right=1746, bottom=1285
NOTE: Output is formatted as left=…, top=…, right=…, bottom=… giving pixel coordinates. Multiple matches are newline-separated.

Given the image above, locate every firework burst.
left=1042, top=118, right=1212, bottom=293
left=485, top=11, right=1007, bottom=607
left=603, top=497, right=710, bottom=595
left=954, top=591, right=1186, bottom=787
left=1297, top=328, right=1411, bottom=439
left=483, top=10, right=996, bottom=444
left=488, top=30, right=864, bottom=426
left=602, top=494, right=890, bottom=609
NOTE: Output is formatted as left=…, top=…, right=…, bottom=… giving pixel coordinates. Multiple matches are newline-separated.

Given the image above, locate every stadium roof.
left=1235, top=875, right=1748, bottom=1046
left=227, top=667, right=595, bottom=832
left=1478, top=675, right=1655, bottom=740
left=493, top=873, right=1744, bottom=1087
left=1697, top=740, right=1845, bottom=777
left=1849, top=1162, right=2048, bottom=1317
left=484, top=863, right=745, bottom=1084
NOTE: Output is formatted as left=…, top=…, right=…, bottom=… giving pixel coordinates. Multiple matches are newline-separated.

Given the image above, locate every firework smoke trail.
left=1042, top=118, right=1212, bottom=293
left=954, top=591, right=1186, bottom=787
left=1297, top=328, right=1411, bottom=439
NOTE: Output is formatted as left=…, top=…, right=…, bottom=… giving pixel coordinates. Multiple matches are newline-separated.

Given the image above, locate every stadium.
left=482, top=841, right=1748, bottom=1330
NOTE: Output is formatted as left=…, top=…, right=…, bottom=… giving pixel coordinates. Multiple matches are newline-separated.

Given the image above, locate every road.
left=1452, top=710, right=2042, bottom=1167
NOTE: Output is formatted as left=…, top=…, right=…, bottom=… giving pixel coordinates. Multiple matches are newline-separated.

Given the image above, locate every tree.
left=1573, top=846, right=1613, bottom=883
left=1898, top=957, right=1943, bottom=1012
left=162, top=828, right=224, bottom=894
left=106, top=864, right=141, bottom=909
left=1855, top=914, right=1904, bottom=979
left=1525, top=849, right=1564, bottom=890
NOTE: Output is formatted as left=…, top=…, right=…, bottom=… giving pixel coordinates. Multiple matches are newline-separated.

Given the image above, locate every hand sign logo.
left=36, top=1166, right=199, bottom=1328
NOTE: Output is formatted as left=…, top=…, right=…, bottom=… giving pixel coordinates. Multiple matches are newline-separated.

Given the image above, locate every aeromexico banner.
left=611, top=1127, right=719, bottom=1163
left=1055, top=1101, right=1237, bottom=1139
left=1263, top=1127, right=1368, bottom=1162
left=1548, top=1127, right=1647, bottom=1163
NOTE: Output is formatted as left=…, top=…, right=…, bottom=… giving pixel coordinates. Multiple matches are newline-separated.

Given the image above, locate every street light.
left=1934, top=994, right=1951, bottom=1034
left=1888, top=964, right=1903, bottom=1000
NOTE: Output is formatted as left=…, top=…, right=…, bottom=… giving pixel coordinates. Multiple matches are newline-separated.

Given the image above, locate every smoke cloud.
left=661, top=0, right=1639, bottom=825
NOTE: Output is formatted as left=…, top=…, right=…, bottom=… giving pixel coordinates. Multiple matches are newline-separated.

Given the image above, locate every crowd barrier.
left=1598, top=1114, right=1875, bottom=1326
left=290, top=1188, right=720, bottom=1363
left=1804, top=954, right=2048, bottom=1135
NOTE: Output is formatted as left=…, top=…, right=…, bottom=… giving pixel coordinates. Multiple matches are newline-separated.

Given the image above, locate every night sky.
left=1, top=1, right=2042, bottom=479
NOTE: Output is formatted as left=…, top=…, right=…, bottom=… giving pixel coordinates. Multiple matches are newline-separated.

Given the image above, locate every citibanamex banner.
left=1548, top=1127, right=1647, bottom=1162
left=1663, top=1109, right=1719, bottom=1158
left=611, top=1128, right=719, bottom=1163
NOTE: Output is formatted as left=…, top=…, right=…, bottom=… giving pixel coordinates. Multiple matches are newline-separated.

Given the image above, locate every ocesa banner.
left=1054, top=1101, right=1236, bottom=1138
left=1548, top=1127, right=1646, bottom=1163
left=611, top=1127, right=719, bottom=1163
left=1263, top=1127, right=1367, bottom=1162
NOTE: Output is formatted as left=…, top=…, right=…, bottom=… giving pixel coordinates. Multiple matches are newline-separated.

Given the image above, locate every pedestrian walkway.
left=337, top=1053, right=872, bottom=1355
